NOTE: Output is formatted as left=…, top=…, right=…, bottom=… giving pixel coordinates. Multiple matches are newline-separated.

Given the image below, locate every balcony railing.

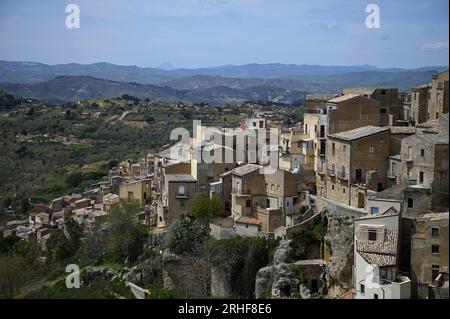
left=337, top=171, right=349, bottom=180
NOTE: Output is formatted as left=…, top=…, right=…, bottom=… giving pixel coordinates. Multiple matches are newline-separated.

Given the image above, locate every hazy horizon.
left=1, top=59, right=448, bottom=71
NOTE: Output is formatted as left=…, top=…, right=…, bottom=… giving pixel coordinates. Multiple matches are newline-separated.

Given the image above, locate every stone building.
left=156, top=174, right=198, bottom=228
left=343, top=87, right=399, bottom=126
left=230, top=164, right=306, bottom=230
left=408, top=84, right=430, bottom=125
left=353, top=207, right=411, bottom=299
left=411, top=212, right=449, bottom=298
left=119, top=178, right=153, bottom=207
left=326, top=126, right=390, bottom=209
left=427, top=70, right=449, bottom=121
left=396, top=114, right=449, bottom=217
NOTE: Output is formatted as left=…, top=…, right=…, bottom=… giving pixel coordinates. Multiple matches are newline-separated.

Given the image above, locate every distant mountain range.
left=0, top=76, right=307, bottom=105
left=0, top=60, right=447, bottom=104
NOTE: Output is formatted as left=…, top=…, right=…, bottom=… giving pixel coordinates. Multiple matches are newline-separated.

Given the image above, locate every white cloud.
left=422, top=42, right=449, bottom=51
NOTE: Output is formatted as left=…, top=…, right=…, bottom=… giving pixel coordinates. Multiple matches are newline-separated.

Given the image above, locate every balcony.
left=319, top=150, right=325, bottom=157
left=337, top=171, right=349, bottom=180
left=175, top=193, right=188, bottom=199
left=328, top=169, right=336, bottom=177
left=388, top=171, right=397, bottom=179
left=405, top=158, right=414, bottom=165
left=232, top=188, right=251, bottom=197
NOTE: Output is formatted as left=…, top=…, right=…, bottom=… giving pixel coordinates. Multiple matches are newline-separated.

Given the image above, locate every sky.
left=0, top=0, right=448, bottom=69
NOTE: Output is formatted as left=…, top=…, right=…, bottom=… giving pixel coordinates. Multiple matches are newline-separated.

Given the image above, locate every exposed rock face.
left=255, top=240, right=327, bottom=299
left=82, top=266, right=120, bottom=286
left=272, top=240, right=293, bottom=264
left=313, top=195, right=365, bottom=298
left=162, top=250, right=211, bottom=297
left=324, top=214, right=355, bottom=298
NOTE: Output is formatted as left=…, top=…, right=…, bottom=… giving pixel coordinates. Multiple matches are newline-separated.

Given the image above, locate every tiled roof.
left=306, top=93, right=337, bottom=101
left=232, top=164, right=262, bottom=176
left=356, top=229, right=398, bottom=254
left=343, top=87, right=377, bottom=95
left=416, top=212, right=449, bottom=222
left=328, top=126, right=390, bottom=141
left=165, top=174, right=197, bottom=182
left=356, top=229, right=398, bottom=267
left=359, top=252, right=397, bottom=267
left=388, top=126, right=416, bottom=134
left=328, top=94, right=360, bottom=103
left=236, top=216, right=261, bottom=226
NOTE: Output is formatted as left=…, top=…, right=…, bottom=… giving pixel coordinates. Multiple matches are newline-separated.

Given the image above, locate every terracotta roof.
left=236, top=216, right=262, bottom=226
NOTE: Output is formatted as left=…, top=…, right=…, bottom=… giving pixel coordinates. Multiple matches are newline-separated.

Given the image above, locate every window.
left=369, top=145, right=375, bottom=155
left=178, top=185, right=185, bottom=195
left=360, top=284, right=365, bottom=294
left=277, top=185, right=280, bottom=191
left=432, top=227, right=440, bottom=238
left=380, top=108, right=387, bottom=114
left=331, top=184, right=335, bottom=191
left=332, top=143, right=335, bottom=156
left=271, top=184, right=275, bottom=191
left=432, top=245, right=440, bottom=254
left=408, top=146, right=413, bottom=160
left=343, top=188, right=346, bottom=194
left=407, top=198, right=413, bottom=208
left=180, top=200, right=185, bottom=207
left=443, top=150, right=448, bottom=158
left=381, top=90, right=386, bottom=95
left=436, top=113, right=439, bottom=119
left=419, top=171, right=424, bottom=184
left=374, top=294, right=379, bottom=299
left=266, top=199, right=270, bottom=207
left=420, top=149, right=425, bottom=157
left=371, top=207, right=379, bottom=215
left=246, top=200, right=251, bottom=208
left=368, top=229, right=378, bottom=241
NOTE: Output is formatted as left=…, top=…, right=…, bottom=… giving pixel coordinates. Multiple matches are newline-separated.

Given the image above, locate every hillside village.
left=0, top=70, right=448, bottom=299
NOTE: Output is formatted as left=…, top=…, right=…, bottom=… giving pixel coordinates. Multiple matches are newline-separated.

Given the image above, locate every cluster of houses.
left=2, top=71, right=448, bottom=299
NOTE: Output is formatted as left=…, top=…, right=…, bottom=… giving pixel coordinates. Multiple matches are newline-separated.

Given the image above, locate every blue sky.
left=0, top=0, right=448, bottom=68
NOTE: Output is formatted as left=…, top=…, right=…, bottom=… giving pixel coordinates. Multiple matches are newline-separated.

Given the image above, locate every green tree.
left=0, top=256, right=29, bottom=298
left=0, top=235, right=20, bottom=256
left=46, top=230, right=72, bottom=263
left=66, top=171, right=83, bottom=188
left=107, top=205, right=149, bottom=263
left=191, top=196, right=224, bottom=220
left=169, top=215, right=210, bottom=255
left=65, top=217, right=83, bottom=252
